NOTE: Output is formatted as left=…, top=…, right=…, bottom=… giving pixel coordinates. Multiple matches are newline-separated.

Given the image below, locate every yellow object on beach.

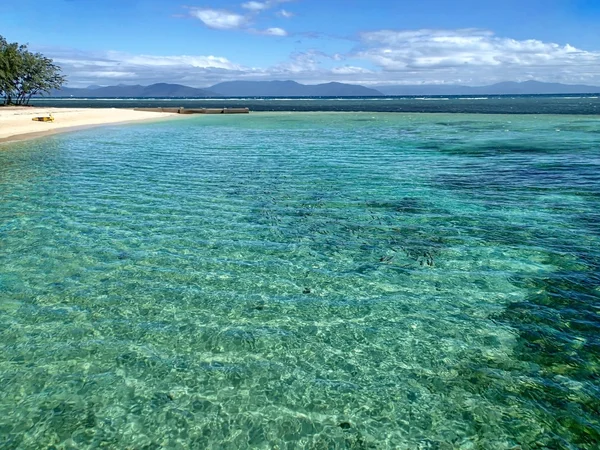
left=32, top=114, right=54, bottom=122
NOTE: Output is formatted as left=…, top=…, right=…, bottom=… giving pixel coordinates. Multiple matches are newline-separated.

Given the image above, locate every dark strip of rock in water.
left=134, top=107, right=250, bottom=114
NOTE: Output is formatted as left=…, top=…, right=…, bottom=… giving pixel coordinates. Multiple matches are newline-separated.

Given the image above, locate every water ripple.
left=0, top=113, right=599, bottom=448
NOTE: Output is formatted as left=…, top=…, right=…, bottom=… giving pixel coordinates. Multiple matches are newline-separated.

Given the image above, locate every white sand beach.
left=0, top=107, right=179, bottom=143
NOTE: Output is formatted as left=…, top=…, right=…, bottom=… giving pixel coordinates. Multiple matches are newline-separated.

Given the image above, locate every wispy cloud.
left=114, top=52, right=242, bottom=70
left=257, top=27, right=288, bottom=36
left=354, top=28, right=600, bottom=84
left=189, top=8, right=248, bottom=30
left=241, top=1, right=269, bottom=11
left=277, top=9, right=294, bottom=18
left=187, top=1, right=294, bottom=35
left=46, top=47, right=361, bottom=87
left=242, top=0, right=294, bottom=12
left=331, top=66, right=373, bottom=75
left=47, top=48, right=248, bottom=87
left=271, top=50, right=328, bottom=74
left=42, top=28, right=600, bottom=88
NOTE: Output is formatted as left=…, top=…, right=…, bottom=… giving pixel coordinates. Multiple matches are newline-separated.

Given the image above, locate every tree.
left=0, top=35, right=66, bottom=105
left=15, top=51, right=66, bottom=105
left=0, top=36, right=23, bottom=105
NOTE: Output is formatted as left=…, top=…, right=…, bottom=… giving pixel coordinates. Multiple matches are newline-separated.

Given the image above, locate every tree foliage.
left=0, top=35, right=66, bottom=106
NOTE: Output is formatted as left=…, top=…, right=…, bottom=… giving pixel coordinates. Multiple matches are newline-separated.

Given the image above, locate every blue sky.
left=1, top=0, right=599, bottom=87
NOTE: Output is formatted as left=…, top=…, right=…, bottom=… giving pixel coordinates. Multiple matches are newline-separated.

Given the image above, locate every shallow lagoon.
left=1, top=112, right=599, bottom=448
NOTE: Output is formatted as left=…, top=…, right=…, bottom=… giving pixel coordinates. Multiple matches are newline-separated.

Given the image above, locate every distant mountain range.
left=208, top=80, right=383, bottom=97
left=52, top=81, right=382, bottom=97
left=53, top=83, right=217, bottom=98
left=374, top=81, right=600, bottom=96
left=50, top=80, right=600, bottom=98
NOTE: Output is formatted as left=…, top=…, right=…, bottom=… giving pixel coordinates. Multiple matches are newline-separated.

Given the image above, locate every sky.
left=1, top=0, right=599, bottom=87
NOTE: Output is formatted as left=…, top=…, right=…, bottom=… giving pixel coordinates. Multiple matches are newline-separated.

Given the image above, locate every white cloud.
left=355, top=28, right=600, bottom=85
left=277, top=9, right=294, bottom=18
left=259, top=27, right=288, bottom=36
left=43, top=28, right=600, bottom=88
left=189, top=8, right=247, bottom=30
left=75, top=71, right=137, bottom=78
left=111, top=52, right=241, bottom=70
left=271, top=50, right=325, bottom=74
left=243, top=0, right=294, bottom=11
left=188, top=3, right=293, bottom=37
left=48, top=49, right=248, bottom=87
left=331, top=66, right=373, bottom=75
left=241, top=1, right=269, bottom=11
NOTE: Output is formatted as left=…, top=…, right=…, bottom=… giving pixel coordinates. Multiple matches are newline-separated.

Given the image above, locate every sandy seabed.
left=0, top=107, right=179, bottom=143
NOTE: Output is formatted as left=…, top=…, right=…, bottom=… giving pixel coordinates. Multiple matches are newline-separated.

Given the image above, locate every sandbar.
left=0, top=107, right=179, bottom=144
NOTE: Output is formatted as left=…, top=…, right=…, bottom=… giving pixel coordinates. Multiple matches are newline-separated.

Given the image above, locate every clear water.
left=0, top=112, right=599, bottom=449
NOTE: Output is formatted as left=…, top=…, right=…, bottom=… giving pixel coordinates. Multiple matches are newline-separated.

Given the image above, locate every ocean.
left=1, top=103, right=599, bottom=448
left=30, top=93, right=600, bottom=115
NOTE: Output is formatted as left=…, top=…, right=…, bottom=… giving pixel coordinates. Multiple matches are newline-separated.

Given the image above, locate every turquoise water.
left=1, top=113, right=599, bottom=448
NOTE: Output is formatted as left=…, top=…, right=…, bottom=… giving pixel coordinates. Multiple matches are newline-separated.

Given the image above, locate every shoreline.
left=0, top=107, right=182, bottom=145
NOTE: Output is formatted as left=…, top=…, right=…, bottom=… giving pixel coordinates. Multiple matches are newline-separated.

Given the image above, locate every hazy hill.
left=52, top=83, right=218, bottom=97
left=208, top=80, right=383, bottom=97
left=48, top=80, right=600, bottom=98
left=376, top=81, right=600, bottom=96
